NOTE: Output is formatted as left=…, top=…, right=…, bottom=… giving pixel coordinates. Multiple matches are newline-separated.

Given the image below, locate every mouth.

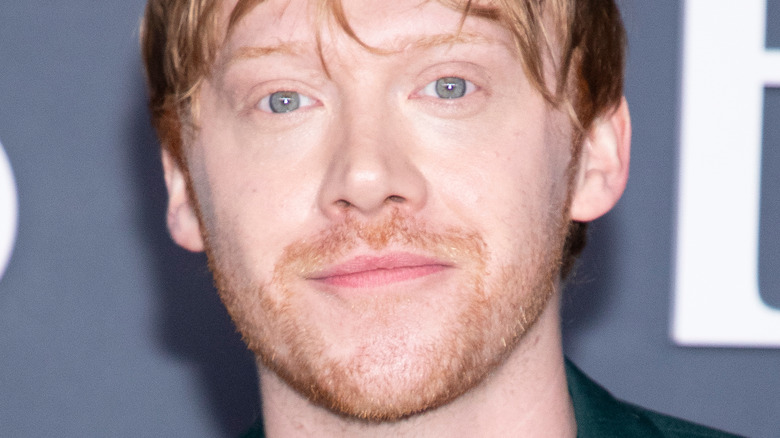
left=307, top=252, right=452, bottom=288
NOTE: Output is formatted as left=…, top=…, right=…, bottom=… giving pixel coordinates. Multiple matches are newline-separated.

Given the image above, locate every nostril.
left=387, top=195, right=405, bottom=203
left=335, top=199, right=352, bottom=208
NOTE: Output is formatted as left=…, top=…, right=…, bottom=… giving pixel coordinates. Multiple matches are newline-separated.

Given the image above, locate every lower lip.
left=314, top=264, right=449, bottom=288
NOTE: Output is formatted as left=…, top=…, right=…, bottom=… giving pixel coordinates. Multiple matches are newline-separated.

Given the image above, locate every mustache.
left=273, top=209, right=487, bottom=280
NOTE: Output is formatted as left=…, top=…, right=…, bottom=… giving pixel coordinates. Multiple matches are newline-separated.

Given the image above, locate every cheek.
left=421, top=124, right=567, bottom=214
left=187, top=130, right=324, bottom=278
left=410, top=111, right=573, bottom=259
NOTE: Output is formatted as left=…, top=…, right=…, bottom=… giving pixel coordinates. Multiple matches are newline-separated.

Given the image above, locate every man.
left=141, top=0, right=738, bottom=436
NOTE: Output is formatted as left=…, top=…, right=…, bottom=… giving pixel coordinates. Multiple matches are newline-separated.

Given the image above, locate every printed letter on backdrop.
left=674, top=0, right=780, bottom=346
left=0, top=140, right=18, bottom=281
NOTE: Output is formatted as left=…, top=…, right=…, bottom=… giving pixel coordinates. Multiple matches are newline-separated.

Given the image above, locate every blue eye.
left=422, top=77, right=475, bottom=99
left=258, top=91, right=316, bottom=113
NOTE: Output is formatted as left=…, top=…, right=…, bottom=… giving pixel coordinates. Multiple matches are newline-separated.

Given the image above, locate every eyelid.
left=257, top=91, right=317, bottom=113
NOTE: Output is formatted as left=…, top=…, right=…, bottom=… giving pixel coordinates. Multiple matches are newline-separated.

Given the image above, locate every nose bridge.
left=318, top=92, right=427, bottom=219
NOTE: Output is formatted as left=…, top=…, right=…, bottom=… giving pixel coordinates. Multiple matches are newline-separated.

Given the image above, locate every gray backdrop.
left=1, top=1, right=778, bottom=437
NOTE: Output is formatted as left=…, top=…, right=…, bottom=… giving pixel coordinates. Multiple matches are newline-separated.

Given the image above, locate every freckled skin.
left=172, top=0, right=595, bottom=428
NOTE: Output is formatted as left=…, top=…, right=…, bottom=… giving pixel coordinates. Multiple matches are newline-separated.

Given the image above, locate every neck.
left=258, top=293, right=575, bottom=438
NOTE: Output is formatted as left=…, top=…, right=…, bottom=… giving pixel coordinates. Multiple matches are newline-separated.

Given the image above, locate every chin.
left=205, top=210, right=566, bottom=421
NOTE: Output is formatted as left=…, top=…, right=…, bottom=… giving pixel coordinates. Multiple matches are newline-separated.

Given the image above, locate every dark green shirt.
left=565, top=360, right=741, bottom=437
left=240, top=360, right=742, bottom=437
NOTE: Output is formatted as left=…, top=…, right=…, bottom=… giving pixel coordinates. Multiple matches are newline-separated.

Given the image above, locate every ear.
left=569, top=97, right=631, bottom=222
left=161, top=149, right=205, bottom=252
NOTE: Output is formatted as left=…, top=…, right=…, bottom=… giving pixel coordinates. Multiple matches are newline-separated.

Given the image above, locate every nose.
left=317, top=106, right=428, bottom=219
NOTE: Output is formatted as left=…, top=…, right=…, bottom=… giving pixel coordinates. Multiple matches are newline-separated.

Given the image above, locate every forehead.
left=216, top=0, right=514, bottom=59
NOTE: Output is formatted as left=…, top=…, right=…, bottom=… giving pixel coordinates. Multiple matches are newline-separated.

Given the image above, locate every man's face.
left=178, top=0, right=578, bottom=421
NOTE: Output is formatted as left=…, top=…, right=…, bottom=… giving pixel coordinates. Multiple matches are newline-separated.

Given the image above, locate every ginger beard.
left=167, top=0, right=587, bottom=422
left=198, top=197, right=572, bottom=421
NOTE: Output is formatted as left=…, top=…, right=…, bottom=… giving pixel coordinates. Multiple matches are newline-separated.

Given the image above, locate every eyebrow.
left=400, top=32, right=493, bottom=52
left=225, top=31, right=496, bottom=66
left=229, top=42, right=308, bottom=64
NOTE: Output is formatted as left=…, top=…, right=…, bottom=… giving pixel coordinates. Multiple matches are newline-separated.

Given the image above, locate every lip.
left=307, top=252, right=452, bottom=288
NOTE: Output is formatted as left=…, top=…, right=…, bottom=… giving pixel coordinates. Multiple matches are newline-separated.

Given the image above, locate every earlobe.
left=162, top=149, right=205, bottom=252
left=569, top=97, right=631, bottom=222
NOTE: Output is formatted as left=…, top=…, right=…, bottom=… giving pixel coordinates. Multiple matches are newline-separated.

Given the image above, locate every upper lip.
left=307, top=252, right=452, bottom=280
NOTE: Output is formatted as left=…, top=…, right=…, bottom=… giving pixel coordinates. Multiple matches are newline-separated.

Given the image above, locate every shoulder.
left=640, top=408, right=743, bottom=438
left=565, top=359, right=743, bottom=438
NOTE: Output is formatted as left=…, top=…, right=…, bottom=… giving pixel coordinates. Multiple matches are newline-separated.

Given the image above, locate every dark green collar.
left=565, top=359, right=665, bottom=437
left=566, top=359, right=741, bottom=437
